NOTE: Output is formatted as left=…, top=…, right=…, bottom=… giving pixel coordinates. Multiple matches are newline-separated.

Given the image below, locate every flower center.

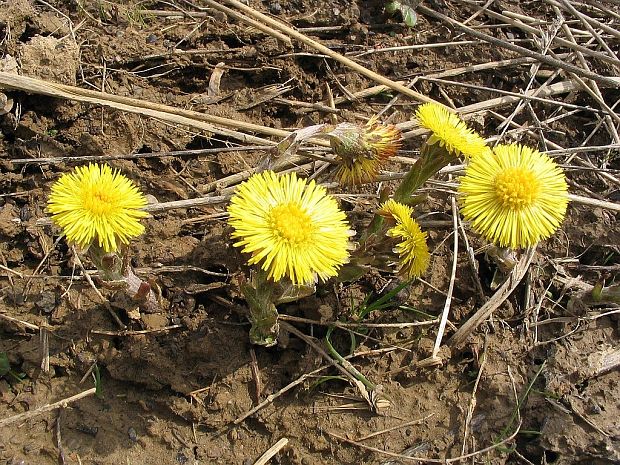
left=84, top=187, right=116, bottom=216
left=270, top=203, right=313, bottom=245
left=494, top=167, right=541, bottom=210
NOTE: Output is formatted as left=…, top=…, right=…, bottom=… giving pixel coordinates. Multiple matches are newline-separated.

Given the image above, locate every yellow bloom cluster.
left=331, top=117, right=402, bottom=185
left=228, top=171, right=353, bottom=285
left=459, top=143, right=568, bottom=248
left=379, top=199, right=430, bottom=278
left=48, top=163, right=147, bottom=252
left=416, top=103, right=489, bottom=158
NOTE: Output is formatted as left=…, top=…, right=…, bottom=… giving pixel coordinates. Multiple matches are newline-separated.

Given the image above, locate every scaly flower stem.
left=393, top=142, right=455, bottom=203
left=591, top=283, right=620, bottom=305
left=241, top=268, right=280, bottom=347
left=88, top=243, right=163, bottom=314
left=325, top=326, right=376, bottom=392
left=363, top=143, right=454, bottom=240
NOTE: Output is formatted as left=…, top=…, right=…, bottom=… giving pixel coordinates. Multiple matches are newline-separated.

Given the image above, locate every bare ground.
left=1, top=1, right=619, bottom=464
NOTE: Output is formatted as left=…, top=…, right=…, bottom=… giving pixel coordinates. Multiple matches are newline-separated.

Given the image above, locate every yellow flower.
left=379, top=199, right=430, bottom=278
left=48, top=163, right=148, bottom=252
left=331, top=116, right=402, bottom=185
left=378, top=198, right=414, bottom=223
left=228, top=171, right=353, bottom=285
left=459, top=143, right=568, bottom=248
left=416, top=103, right=488, bottom=158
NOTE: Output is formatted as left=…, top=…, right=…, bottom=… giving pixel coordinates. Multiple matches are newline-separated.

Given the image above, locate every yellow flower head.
left=378, top=198, right=414, bottom=223
left=459, top=143, right=568, bottom=248
left=331, top=116, right=402, bottom=185
left=47, top=163, right=147, bottom=252
left=416, top=103, right=489, bottom=158
left=228, top=171, right=353, bottom=285
left=379, top=199, right=430, bottom=278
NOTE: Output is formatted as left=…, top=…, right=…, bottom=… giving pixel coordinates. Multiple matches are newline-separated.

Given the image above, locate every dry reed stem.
left=201, top=0, right=292, bottom=46
left=233, top=347, right=395, bottom=424
left=449, top=247, right=538, bottom=348
left=220, top=0, right=444, bottom=107
left=327, top=420, right=522, bottom=463
left=0, top=72, right=283, bottom=145
left=0, top=313, right=40, bottom=331
left=419, top=4, right=620, bottom=87
left=0, top=388, right=96, bottom=428
left=279, top=320, right=377, bottom=412
left=429, top=197, right=459, bottom=361
left=455, top=0, right=620, bottom=66
left=252, top=438, right=289, bottom=465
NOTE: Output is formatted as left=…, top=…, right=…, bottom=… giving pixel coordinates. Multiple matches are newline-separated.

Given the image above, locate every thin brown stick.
left=90, top=325, right=183, bottom=336
left=0, top=264, right=23, bottom=278
left=357, top=414, right=434, bottom=441
left=455, top=0, right=620, bottom=66
left=201, top=0, right=291, bottom=45
left=9, top=145, right=271, bottom=166
left=278, top=314, right=438, bottom=329
left=71, top=248, right=126, bottom=329
left=39, top=326, right=50, bottom=373
left=249, top=347, right=262, bottom=405
left=252, top=438, right=289, bottom=465
left=326, top=420, right=522, bottom=463
left=219, top=0, right=444, bottom=106
left=0, top=388, right=96, bottom=428
left=556, top=0, right=620, bottom=59
left=279, top=320, right=375, bottom=409
left=233, top=347, right=395, bottom=424
left=418, top=4, right=620, bottom=87
left=461, top=336, right=487, bottom=455
left=0, top=313, right=40, bottom=331
left=449, top=248, right=537, bottom=348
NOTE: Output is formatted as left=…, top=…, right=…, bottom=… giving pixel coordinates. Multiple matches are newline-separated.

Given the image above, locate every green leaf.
left=385, top=1, right=419, bottom=27
left=93, top=364, right=104, bottom=399
left=336, top=263, right=369, bottom=283
left=385, top=1, right=400, bottom=14
left=402, top=6, right=418, bottom=27
left=0, top=352, right=10, bottom=376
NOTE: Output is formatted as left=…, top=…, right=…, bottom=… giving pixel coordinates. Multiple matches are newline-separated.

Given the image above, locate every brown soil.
left=1, top=1, right=619, bottom=464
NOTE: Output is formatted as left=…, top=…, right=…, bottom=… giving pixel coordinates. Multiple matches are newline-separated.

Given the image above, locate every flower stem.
left=324, top=326, right=376, bottom=392
left=241, top=269, right=280, bottom=347
left=363, top=142, right=455, bottom=241
left=393, top=142, right=455, bottom=203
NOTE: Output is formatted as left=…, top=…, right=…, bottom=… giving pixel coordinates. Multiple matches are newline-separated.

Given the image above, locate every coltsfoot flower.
left=459, top=143, right=569, bottom=248
left=330, top=116, right=402, bottom=185
left=48, top=163, right=147, bottom=252
left=416, top=103, right=489, bottom=158
left=228, top=171, right=353, bottom=285
left=379, top=199, right=430, bottom=278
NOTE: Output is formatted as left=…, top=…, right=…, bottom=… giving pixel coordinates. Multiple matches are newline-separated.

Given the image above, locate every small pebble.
left=128, top=426, right=138, bottom=442
left=19, top=205, right=31, bottom=222
left=146, top=34, right=158, bottom=44
left=268, top=1, right=282, bottom=14
left=76, top=423, right=99, bottom=437
left=35, top=292, right=56, bottom=314
left=22, top=443, right=36, bottom=454
left=176, top=452, right=188, bottom=464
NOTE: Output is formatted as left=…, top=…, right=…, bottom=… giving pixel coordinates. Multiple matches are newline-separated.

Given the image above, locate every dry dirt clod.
left=0, top=92, right=13, bottom=115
